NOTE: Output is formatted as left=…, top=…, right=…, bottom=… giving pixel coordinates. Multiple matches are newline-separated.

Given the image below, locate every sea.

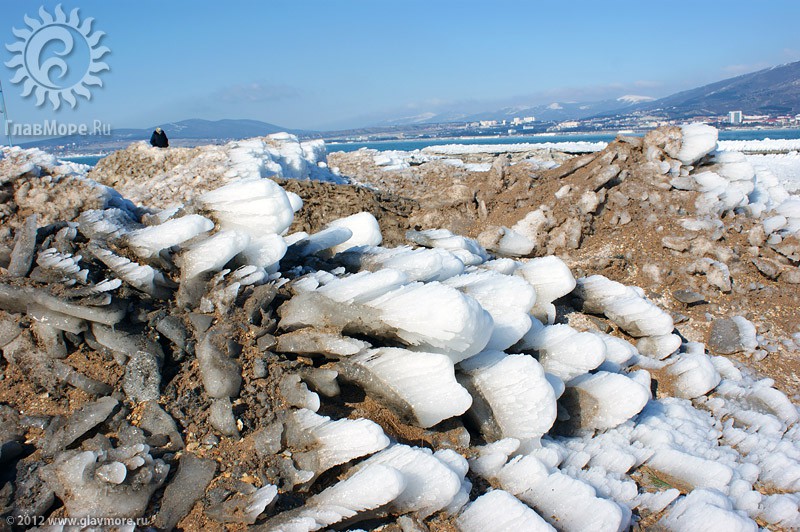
left=61, top=128, right=800, bottom=167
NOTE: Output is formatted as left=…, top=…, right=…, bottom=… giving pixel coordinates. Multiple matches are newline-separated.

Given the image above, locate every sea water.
left=62, top=128, right=800, bottom=167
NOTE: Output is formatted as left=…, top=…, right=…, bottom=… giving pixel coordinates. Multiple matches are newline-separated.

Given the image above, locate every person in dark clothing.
left=150, top=127, right=168, bottom=148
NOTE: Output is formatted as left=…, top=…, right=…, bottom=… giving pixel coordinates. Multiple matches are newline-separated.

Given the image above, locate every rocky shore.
left=0, top=126, right=798, bottom=530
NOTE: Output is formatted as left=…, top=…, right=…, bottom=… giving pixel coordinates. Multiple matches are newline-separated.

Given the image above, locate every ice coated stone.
left=560, top=372, right=650, bottom=432
left=677, top=123, right=718, bottom=165
left=406, top=228, right=488, bottom=266
left=496, top=453, right=629, bottom=531
left=659, top=489, right=756, bottom=531
left=284, top=278, right=493, bottom=362
left=339, top=347, right=472, bottom=428
left=477, top=226, right=535, bottom=257
left=445, top=269, right=536, bottom=351
left=519, top=323, right=606, bottom=382
left=575, top=275, right=674, bottom=337
left=288, top=226, right=353, bottom=258
left=41, top=397, right=118, bottom=457
left=196, top=330, right=242, bottom=399
left=8, top=214, right=39, bottom=277
left=42, top=445, right=169, bottom=519
left=340, top=245, right=466, bottom=282
left=646, top=448, right=734, bottom=492
left=209, top=397, right=240, bottom=437
left=364, top=281, right=493, bottom=362
left=667, top=345, right=721, bottom=399
left=275, top=329, right=370, bottom=358
left=199, top=177, right=294, bottom=235
left=178, top=229, right=250, bottom=281
left=316, top=268, right=409, bottom=303
left=284, top=409, right=389, bottom=476
left=515, top=256, right=576, bottom=323
left=124, top=214, right=214, bottom=258
left=263, top=463, right=406, bottom=530
left=458, top=351, right=557, bottom=441
left=637, top=334, right=682, bottom=360
left=597, top=333, right=638, bottom=371
left=355, top=444, right=463, bottom=518
left=708, top=317, right=758, bottom=355
left=468, top=438, right=521, bottom=479
left=457, top=489, right=555, bottom=532
left=326, top=212, right=383, bottom=255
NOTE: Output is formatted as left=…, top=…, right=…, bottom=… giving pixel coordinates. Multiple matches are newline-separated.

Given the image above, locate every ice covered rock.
left=282, top=280, right=493, bottom=362
left=206, top=483, right=277, bottom=525
left=665, top=345, right=721, bottom=399
left=708, top=316, right=758, bottom=355
left=496, top=453, right=629, bottom=531
left=676, top=123, right=718, bottom=165
left=339, top=245, right=465, bottom=282
left=153, top=453, right=217, bottom=530
left=468, top=438, right=521, bottom=479
left=262, top=463, right=405, bottom=530
left=338, top=347, right=472, bottom=428
left=637, top=333, right=682, bottom=360
left=355, top=444, right=463, bottom=517
left=178, top=229, right=251, bottom=282
left=40, top=397, right=119, bottom=457
left=518, top=323, right=606, bottom=382
left=444, top=269, right=536, bottom=350
left=560, top=371, right=650, bottom=432
left=275, top=329, right=370, bottom=358
left=457, top=489, right=555, bottom=532
left=196, top=328, right=242, bottom=399
left=284, top=409, right=390, bottom=476
left=458, top=351, right=557, bottom=441
left=659, top=488, right=756, bottom=531
left=477, top=226, right=535, bottom=257
left=515, top=256, right=576, bottom=323
left=42, top=443, right=169, bottom=519
left=406, top=228, right=488, bottom=266
left=124, top=214, right=214, bottom=258
left=646, top=448, right=734, bottom=492
left=326, top=212, right=383, bottom=255
left=575, top=275, right=674, bottom=337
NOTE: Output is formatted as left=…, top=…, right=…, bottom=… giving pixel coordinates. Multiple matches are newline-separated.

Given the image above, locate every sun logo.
left=4, top=4, right=110, bottom=110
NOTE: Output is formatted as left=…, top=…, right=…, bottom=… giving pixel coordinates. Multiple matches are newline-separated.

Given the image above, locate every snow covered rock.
left=560, top=371, right=650, bottom=432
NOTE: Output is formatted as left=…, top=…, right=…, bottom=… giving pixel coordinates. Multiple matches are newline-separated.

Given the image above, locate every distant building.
left=479, top=120, right=498, bottom=127
left=728, top=110, right=743, bottom=125
left=511, top=116, right=535, bottom=125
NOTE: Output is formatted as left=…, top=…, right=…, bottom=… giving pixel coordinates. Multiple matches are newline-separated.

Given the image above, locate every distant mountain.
left=600, top=61, right=800, bottom=120
left=381, top=95, right=656, bottom=126
left=105, top=118, right=300, bottom=141
left=19, top=118, right=306, bottom=152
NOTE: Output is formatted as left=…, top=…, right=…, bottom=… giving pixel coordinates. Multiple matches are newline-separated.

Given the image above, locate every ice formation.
left=1, top=126, right=799, bottom=530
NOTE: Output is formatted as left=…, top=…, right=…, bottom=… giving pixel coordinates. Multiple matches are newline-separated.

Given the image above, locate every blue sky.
left=1, top=0, right=799, bottom=131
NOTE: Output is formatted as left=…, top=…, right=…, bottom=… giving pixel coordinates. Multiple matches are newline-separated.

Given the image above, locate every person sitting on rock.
left=150, top=127, right=169, bottom=148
